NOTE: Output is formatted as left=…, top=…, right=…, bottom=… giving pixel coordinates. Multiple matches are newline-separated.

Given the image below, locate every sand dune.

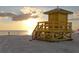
left=0, top=33, right=79, bottom=53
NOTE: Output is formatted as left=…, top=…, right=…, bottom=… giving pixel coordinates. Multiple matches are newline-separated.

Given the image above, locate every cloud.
left=15, top=7, right=44, bottom=21
left=69, top=18, right=79, bottom=21
left=0, top=13, right=16, bottom=17
left=0, top=11, right=39, bottom=21
left=13, top=14, right=31, bottom=21
left=0, top=7, right=44, bottom=21
left=12, top=13, right=38, bottom=21
left=69, top=11, right=79, bottom=21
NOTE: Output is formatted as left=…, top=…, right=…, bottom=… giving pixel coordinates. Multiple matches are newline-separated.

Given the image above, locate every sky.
left=0, top=6, right=79, bottom=31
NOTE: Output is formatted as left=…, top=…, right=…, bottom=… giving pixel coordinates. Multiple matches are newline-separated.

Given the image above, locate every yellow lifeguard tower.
left=32, top=7, right=73, bottom=42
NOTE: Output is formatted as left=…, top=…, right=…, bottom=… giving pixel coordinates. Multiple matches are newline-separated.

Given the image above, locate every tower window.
left=54, top=26, right=58, bottom=28
left=60, top=26, right=63, bottom=28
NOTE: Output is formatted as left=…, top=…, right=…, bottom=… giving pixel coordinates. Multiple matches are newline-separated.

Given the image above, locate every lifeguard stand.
left=32, top=7, right=73, bottom=42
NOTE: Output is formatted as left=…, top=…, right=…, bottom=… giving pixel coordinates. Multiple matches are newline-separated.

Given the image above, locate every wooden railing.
left=32, top=21, right=72, bottom=39
left=33, top=22, right=72, bottom=31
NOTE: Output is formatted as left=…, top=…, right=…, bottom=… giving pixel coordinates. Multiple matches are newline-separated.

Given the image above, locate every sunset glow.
left=20, top=7, right=43, bottom=35
left=22, top=18, right=38, bottom=35
left=0, top=6, right=79, bottom=35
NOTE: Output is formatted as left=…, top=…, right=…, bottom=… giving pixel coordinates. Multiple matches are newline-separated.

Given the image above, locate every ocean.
left=0, top=30, right=27, bottom=35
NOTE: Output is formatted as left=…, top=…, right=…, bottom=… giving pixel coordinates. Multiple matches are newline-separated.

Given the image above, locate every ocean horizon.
left=0, top=30, right=27, bottom=35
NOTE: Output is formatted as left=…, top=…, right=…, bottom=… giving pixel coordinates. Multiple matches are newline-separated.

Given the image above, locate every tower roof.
left=44, top=7, right=73, bottom=14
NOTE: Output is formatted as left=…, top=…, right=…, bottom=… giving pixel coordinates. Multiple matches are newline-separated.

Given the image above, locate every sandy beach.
left=0, top=32, right=78, bottom=53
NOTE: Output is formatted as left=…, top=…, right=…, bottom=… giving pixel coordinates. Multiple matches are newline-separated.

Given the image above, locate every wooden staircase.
left=32, top=21, right=73, bottom=41
left=32, top=21, right=48, bottom=40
